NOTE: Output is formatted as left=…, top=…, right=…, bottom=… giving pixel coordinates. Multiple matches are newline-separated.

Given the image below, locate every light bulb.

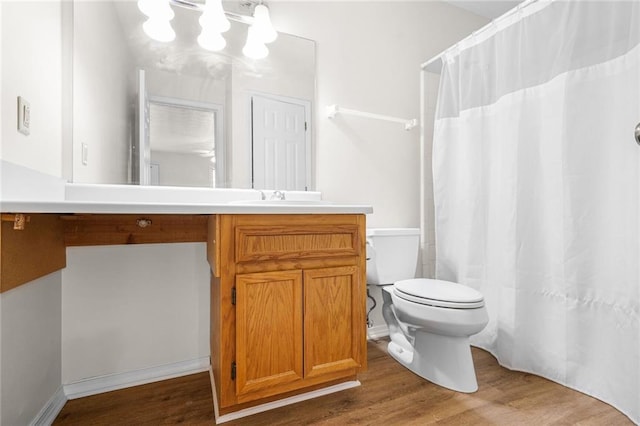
left=138, top=0, right=174, bottom=21
left=198, top=29, right=226, bottom=51
left=242, top=27, right=268, bottom=59
left=199, top=0, right=230, bottom=33
left=143, top=17, right=175, bottom=42
left=252, top=4, right=277, bottom=44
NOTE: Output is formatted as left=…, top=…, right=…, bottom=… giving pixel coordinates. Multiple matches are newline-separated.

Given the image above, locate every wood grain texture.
left=231, top=214, right=363, bottom=264
left=235, top=225, right=359, bottom=263
left=304, top=266, right=362, bottom=378
left=63, top=214, right=208, bottom=246
left=235, top=256, right=361, bottom=275
left=235, top=270, right=304, bottom=401
left=210, top=273, right=222, bottom=408
left=54, top=341, right=633, bottom=425
left=216, top=214, right=238, bottom=409
left=207, top=215, right=220, bottom=277
left=0, top=214, right=66, bottom=292
left=355, top=214, right=367, bottom=371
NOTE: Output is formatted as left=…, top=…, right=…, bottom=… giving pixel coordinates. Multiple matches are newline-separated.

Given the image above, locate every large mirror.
left=71, top=0, right=315, bottom=189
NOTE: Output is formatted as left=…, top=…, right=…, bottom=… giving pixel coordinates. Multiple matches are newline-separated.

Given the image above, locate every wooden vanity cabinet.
left=208, top=214, right=367, bottom=414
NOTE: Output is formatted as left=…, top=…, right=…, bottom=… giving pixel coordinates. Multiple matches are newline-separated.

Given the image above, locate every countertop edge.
left=0, top=200, right=374, bottom=215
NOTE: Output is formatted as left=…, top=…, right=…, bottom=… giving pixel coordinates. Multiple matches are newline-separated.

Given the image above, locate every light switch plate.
left=17, top=96, right=31, bottom=136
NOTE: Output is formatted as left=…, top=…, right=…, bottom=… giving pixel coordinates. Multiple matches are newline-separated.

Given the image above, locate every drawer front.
left=235, top=224, right=360, bottom=263
left=63, top=214, right=208, bottom=246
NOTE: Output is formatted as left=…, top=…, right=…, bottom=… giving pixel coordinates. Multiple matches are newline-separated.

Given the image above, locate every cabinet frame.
left=209, top=214, right=367, bottom=414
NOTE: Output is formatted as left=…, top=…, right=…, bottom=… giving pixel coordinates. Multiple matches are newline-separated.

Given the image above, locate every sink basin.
left=228, top=199, right=333, bottom=206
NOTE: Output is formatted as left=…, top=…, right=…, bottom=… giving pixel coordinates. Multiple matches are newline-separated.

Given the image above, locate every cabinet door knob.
left=136, top=218, right=153, bottom=228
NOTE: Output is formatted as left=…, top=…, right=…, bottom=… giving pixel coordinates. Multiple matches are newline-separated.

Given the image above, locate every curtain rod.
left=326, top=105, right=418, bottom=131
left=421, top=0, right=548, bottom=71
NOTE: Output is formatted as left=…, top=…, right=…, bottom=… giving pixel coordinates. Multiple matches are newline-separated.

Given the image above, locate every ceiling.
left=444, top=0, right=524, bottom=19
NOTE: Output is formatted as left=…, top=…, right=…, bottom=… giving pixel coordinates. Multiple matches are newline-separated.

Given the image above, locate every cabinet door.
left=235, top=270, right=304, bottom=398
left=303, top=266, right=364, bottom=378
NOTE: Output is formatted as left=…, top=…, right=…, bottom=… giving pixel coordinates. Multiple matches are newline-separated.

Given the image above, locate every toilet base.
left=387, top=331, right=479, bottom=393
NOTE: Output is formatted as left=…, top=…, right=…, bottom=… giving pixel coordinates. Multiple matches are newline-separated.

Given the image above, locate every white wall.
left=62, top=244, right=210, bottom=384
left=0, top=274, right=62, bottom=426
left=0, top=2, right=65, bottom=424
left=270, top=1, right=487, bottom=229
left=0, top=1, right=62, bottom=177
left=145, top=68, right=228, bottom=103
left=150, top=151, right=213, bottom=187
left=72, top=0, right=134, bottom=184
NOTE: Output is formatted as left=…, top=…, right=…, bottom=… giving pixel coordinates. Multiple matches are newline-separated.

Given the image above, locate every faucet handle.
left=271, top=190, right=285, bottom=200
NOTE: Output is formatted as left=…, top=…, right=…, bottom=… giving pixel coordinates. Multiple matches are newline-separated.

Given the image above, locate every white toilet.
left=366, top=228, right=489, bottom=393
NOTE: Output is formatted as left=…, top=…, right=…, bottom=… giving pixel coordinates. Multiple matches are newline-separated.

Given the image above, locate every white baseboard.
left=30, top=386, right=67, bottom=426
left=213, top=380, right=361, bottom=424
left=366, top=324, right=389, bottom=340
left=64, top=356, right=210, bottom=400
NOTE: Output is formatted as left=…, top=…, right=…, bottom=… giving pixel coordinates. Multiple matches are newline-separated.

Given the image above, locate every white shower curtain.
left=432, top=0, right=639, bottom=422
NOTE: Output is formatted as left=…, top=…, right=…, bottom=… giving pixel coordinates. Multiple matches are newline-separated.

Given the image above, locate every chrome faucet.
left=271, top=190, right=286, bottom=200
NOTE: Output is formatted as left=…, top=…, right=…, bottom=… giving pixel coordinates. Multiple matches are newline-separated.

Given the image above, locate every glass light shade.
left=198, top=29, right=226, bottom=51
left=143, top=18, right=176, bottom=42
left=199, top=0, right=230, bottom=33
left=242, top=27, right=268, bottom=59
left=138, top=0, right=174, bottom=20
left=252, top=4, right=277, bottom=44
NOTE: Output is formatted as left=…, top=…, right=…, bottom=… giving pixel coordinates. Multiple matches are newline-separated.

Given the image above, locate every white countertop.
left=0, top=164, right=372, bottom=215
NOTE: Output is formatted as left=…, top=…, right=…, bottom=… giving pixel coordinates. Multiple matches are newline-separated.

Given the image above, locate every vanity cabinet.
left=208, top=214, right=367, bottom=415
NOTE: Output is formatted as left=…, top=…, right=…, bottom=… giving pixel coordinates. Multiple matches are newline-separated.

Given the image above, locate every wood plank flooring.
left=54, top=339, right=632, bottom=425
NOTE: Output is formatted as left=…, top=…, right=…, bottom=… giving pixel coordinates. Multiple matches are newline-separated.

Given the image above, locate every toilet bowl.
left=367, top=228, right=488, bottom=393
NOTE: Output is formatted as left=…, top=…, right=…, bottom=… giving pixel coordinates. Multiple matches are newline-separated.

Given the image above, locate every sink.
left=228, top=199, right=333, bottom=206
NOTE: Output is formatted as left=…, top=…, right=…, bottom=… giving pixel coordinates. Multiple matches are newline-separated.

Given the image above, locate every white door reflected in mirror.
left=251, top=94, right=311, bottom=191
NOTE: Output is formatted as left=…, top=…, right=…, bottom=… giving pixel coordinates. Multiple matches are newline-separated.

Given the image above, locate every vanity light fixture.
left=242, top=26, right=269, bottom=59
left=251, top=4, right=277, bottom=44
left=242, top=3, right=277, bottom=59
left=197, top=0, right=230, bottom=52
left=138, top=0, right=278, bottom=59
left=138, top=0, right=176, bottom=42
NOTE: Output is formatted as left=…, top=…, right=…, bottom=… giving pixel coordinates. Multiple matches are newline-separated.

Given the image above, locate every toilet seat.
left=393, top=278, right=485, bottom=309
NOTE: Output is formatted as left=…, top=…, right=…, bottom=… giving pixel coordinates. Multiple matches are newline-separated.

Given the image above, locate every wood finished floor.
left=54, top=340, right=632, bottom=425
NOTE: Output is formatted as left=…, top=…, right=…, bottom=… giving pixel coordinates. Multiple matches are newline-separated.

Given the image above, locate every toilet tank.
left=366, top=228, right=420, bottom=285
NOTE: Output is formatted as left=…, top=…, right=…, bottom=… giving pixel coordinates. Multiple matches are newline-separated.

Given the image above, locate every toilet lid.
left=393, top=279, right=485, bottom=309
